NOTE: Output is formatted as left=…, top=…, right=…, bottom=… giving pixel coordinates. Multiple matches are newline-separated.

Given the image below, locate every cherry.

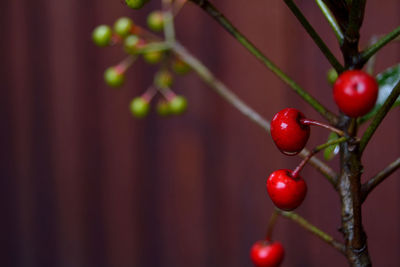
left=250, top=240, right=284, bottom=267
left=125, top=0, right=148, bottom=9
left=154, top=70, right=174, bottom=89
left=92, top=25, right=112, bottom=47
left=147, top=11, right=164, bottom=32
left=114, top=17, right=134, bottom=37
left=104, top=67, right=125, bottom=88
left=130, top=97, right=150, bottom=118
left=333, top=70, right=378, bottom=117
left=156, top=100, right=170, bottom=116
left=172, top=58, right=191, bottom=75
left=266, top=169, right=307, bottom=211
left=124, top=35, right=141, bottom=54
left=270, top=108, right=310, bottom=156
left=143, top=50, right=164, bottom=64
left=327, top=68, right=338, bottom=85
left=169, top=95, right=188, bottom=115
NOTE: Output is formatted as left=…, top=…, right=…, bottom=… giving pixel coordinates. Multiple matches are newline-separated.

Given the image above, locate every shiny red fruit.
left=250, top=240, right=284, bottom=267
left=333, top=70, right=378, bottom=117
left=270, top=108, right=310, bottom=155
left=266, top=169, right=307, bottom=211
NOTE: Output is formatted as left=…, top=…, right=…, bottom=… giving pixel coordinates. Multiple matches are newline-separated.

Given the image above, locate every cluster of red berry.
left=92, top=1, right=191, bottom=118
left=250, top=70, right=378, bottom=267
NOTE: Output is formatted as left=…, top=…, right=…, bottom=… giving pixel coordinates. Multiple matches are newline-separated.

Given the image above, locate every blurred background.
left=1, top=0, right=400, bottom=266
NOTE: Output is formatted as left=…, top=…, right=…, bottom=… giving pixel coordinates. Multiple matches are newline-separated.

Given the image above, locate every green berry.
left=125, top=0, right=148, bottom=9
left=143, top=50, right=164, bottom=64
left=147, top=11, right=164, bottom=32
left=104, top=67, right=125, bottom=88
left=130, top=97, right=150, bottom=118
left=172, top=58, right=191, bottom=75
left=169, top=96, right=187, bottom=115
left=156, top=100, right=170, bottom=116
left=92, top=25, right=112, bottom=47
left=327, top=68, right=338, bottom=84
left=124, top=35, right=141, bottom=54
left=154, top=70, right=173, bottom=88
left=114, top=17, right=134, bottom=37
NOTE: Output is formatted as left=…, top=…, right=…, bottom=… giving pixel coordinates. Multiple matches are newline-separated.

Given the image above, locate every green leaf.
left=359, top=64, right=400, bottom=124
left=323, top=132, right=340, bottom=161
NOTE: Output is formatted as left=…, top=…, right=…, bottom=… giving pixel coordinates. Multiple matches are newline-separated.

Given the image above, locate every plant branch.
left=172, top=41, right=338, bottom=185
left=360, top=25, right=400, bottom=65
left=188, top=0, right=339, bottom=125
left=361, top=157, right=400, bottom=202
left=315, top=0, right=344, bottom=44
left=277, top=210, right=345, bottom=254
left=283, top=0, right=344, bottom=72
left=359, top=80, right=400, bottom=154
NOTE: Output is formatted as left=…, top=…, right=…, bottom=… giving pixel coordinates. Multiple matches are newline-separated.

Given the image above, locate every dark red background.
left=1, top=0, right=400, bottom=266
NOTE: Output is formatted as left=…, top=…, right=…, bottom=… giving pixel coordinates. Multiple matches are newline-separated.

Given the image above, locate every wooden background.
left=1, top=0, right=400, bottom=266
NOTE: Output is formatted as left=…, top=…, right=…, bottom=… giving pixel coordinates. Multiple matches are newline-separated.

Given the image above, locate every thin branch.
left=277, top=210, right=346, bottom=254
left=359, top=80, right=400, bottom=154
left=172, top=41, right=338, bottom=185
left=362, top=157, right=400, bottom=202
left=187, top=0, right=339, bottom=125
left=360, top=25, right=400, bottom=65
left=315, top=0, right=344, bottom=44
left=283, top=0, right=344, bottom=72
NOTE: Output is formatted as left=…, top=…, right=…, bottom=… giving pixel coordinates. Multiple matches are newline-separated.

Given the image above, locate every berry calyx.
left=147, top=11, right=164, bottom=32
left=333, top=70, right=378, bottom=117
left=114, top=17, right=134, bottom=37
left=270, top=108, right=310, bottom=156
left=104, top=67, right=125, bottom=88
left=172, top=58, right=191, bottom=75
left=92, top=25, right=112, bottom=47
left=169, top=95, right=188, bottom=115
left=250, top=240, right=284, bottom=267
left=266, top=169, right=307, bottom=211
left=130, top=97, right=150, bottom=118
left=154, top=70, right=173, bottom=88
left=143, top=50, right=164, bottom=64
left=125, top=0, right=148, bottom=9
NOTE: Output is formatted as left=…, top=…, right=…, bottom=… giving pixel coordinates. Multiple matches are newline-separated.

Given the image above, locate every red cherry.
left=250, top=240, right=284, bottom=267
left=333, top=70, right=378, bottom=117
left=266, top=169, right=307, bottom=211
left=270, top=108, right=310, bottom=156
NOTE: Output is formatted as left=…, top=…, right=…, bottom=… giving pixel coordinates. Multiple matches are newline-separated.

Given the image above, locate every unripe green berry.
left=154, top=70, right=173, bottom=88
left=327, top=68, right=338, bottom=84
left=124, top=35, right=141, bottom=54
left=130, top=97, right=150, bottom=118
left=143, top=50, right=164, bottom=64
left=104, top=67, right=125, bottom=88
left=169, top=95, right=187, bottom=115
left=92, top=25, right=112, bottom=47
left=125, top=0, right=148, bottom=9
left=172, top=58, right=191, bottom=75
left=147, top=11, right=164, bottom=32
left=114, top=17, right=134, bottom=37
left=156, top=100, right=170, bottom=116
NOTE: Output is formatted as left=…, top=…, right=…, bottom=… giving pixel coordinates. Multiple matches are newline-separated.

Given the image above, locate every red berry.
left=270, top=108, right=310, bottom=155
left=250, top=240, right=284, bottom=267
left=266, top=169, right=307, bottom=211
left=333, top=70, right=378, bottom=117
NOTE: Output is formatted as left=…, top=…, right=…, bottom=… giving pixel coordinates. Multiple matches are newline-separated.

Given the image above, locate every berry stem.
left=301, top=118, right=345, bottom=136
left=291, top=136, right=349, bottom=178
left=141, top=86, right=158, bottom=102
left=265, top=210, right=279, bottom=241
left=159, top=87, right=177, bottom=101
left=116, top=56, right=136, bottom=73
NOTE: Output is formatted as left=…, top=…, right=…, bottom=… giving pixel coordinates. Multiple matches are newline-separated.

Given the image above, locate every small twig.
left=315, top=0, right=344, bottom=44
left=361, top=157, right=400, bottom=202
left=187, top=0, right=338, bottom=125
left=360, top=25, right=400, bottom=65
left=277, top=210, right=346, bottom=254
left=172, top=41, right=338, bottom=185
left=283, top=0, right=344, bottom=73
left=360, top=80, right=400, bottom=154
left=266, top=210, right=280, bottom=240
